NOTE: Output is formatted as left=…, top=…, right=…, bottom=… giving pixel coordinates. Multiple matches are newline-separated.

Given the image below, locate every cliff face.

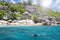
left=25, top=5, right=46, bottom=17
left=0, top=6, right=8, bottom=10
left=0, top=6, right=9, bottom=13
left=25, top=5, right=60, bottom=18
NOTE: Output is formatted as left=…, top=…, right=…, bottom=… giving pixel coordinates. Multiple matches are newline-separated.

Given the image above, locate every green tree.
left=9, top=4, right=17, bottom=12
left=0, top=1, right=8, bottom=6
left=8, top=12, right=16, bottom=20
left=0, top=10, right=6, bottom=20
left=16, top=4, right=26, bottom=13
left=0, top=2, right=3, bottom=6
left=31, top=14, right=38, bottom=20
left=9, top=4, right=26, bottom=13
left=47, top=10, right=60, bottom=18
left=1, top=0, right=6, bottom=6
left=16, top=14, right=26, bottom=20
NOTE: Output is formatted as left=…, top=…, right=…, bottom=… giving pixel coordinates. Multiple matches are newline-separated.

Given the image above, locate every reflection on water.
left=0, top=26, right=60, bottom=40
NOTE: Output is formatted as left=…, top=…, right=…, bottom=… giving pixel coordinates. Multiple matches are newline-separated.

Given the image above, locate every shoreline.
left=0, top=20, right=59, bottom=27
left=0, top=25, right=60, bottom=27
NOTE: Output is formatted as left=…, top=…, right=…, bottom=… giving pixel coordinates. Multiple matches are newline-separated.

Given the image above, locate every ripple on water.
left=0, top=26, right=60, bottom=40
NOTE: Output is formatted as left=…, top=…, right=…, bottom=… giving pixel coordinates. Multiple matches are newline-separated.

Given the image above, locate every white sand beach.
left=0, top=20, right=42, bottom=26
left=0, top=19, right=59, bottom=27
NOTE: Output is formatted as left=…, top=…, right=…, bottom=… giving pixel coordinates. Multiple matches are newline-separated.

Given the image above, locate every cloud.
left=10, top=0, right=16, bottom=4
left=51, top=0, right=60, bottom=11
left=32, top=0, right=38, bottom=4
left=40, top=0, right=52, bottom=8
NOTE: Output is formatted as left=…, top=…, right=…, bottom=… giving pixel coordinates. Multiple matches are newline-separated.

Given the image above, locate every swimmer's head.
left=33, top=34, right=40, bottom=37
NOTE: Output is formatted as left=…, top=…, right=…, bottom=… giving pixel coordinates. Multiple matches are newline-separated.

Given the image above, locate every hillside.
left=0, top=1, right=60, bottom=21
left=25, top=5, right=60, bottom=18
left=37, top=6, right=60, bottom=18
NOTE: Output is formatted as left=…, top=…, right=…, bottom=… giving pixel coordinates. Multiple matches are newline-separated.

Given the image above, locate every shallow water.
left=0, top=26, right=60, bottom=40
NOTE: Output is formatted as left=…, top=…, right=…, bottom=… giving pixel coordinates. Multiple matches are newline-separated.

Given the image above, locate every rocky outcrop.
left=25, top=5, right=43, bottom=16
left=0, top=6, right=9, bottom=12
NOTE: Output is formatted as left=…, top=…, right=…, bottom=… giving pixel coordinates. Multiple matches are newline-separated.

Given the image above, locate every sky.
left=5, top=0, right=60, bottom=11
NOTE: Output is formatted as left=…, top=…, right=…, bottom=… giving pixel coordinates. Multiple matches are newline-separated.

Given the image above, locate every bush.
left=9, top=4, right=26, bottom=13
left=0, top=10, right=6, bottom=19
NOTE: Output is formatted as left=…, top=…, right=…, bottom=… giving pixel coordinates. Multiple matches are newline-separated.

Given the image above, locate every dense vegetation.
left=0, top=2, right=26, bottom=20
left=0, top=1, right=60, bottom=21
left=47, top=10, right=60, bottom=18
left=9, top=4, right=26, bottom=13
left=37, top=6, right=60, bottom=18
left=0, top=10, right=6, bottom=20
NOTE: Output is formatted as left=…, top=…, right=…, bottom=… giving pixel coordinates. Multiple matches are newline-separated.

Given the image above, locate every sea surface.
left=0, top=26, right=60, bottom=40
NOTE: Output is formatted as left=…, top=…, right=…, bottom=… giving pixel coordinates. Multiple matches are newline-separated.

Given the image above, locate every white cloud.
left=40, top=0, right=52, bottom=8
left=54, top=0, right=60, bottom=7
left=10, top=0, right=16, bottom=4
left=32, top=0, right=38, bottom=4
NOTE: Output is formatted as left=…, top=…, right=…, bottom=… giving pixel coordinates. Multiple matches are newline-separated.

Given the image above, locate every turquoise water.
left=0, top=26, right=60, bottom=40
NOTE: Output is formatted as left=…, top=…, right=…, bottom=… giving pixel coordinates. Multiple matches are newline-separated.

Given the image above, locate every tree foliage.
left=16, top=14, right=26, bottom=20
left=8, top=12, right=17, bottom=20
left=9, top=4, right=26, bottom=13
left=47, top=10, right=60, bottom=18
left=0, top=2, right=8, bottom=6
left=0, top=10, right=6, bottom=19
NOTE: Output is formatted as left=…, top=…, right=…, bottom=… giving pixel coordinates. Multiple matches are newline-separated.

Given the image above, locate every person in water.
left=33, top=34, right=40, bottom=37
left=34, top=34, right=38, bottom=37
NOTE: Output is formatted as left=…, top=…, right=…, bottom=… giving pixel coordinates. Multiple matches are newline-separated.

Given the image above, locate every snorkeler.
left=33, top=34, right=40, bottom=37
